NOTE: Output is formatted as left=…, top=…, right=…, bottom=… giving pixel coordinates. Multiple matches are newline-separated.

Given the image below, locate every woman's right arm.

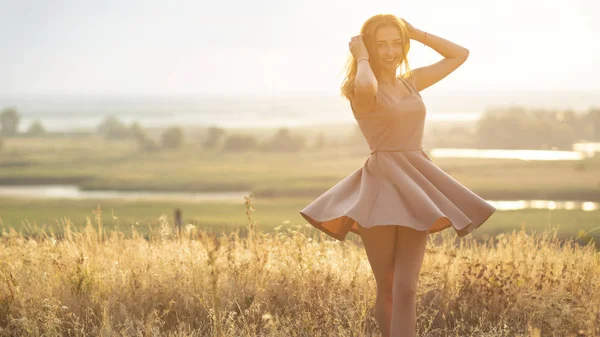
left=349, top=35, right=378, bottom=111
left=355, top=59, right=378, bottom=98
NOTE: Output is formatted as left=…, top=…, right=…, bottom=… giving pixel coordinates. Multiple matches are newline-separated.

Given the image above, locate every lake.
left=429, top=148, right=588, bottom=161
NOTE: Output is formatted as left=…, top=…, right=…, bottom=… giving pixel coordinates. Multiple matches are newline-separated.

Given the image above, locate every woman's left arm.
left=403, top=20, right=470, bottom=91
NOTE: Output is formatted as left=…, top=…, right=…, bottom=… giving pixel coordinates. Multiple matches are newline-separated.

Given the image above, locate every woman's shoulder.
left=398, top=72, right=422, bottom=98
left=398, top=71, right=418, bottom=88
left=349, top=89, right=379, bottom=115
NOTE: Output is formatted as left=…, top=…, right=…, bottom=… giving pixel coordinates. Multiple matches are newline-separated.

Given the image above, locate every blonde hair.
left=340, top=14, right=412, bottom=100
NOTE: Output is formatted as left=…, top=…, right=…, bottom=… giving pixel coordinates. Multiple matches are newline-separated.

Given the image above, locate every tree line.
left=2, top=105, right=600, bottom=153
left=0, top=108, right=313, bottom=153
left=474, top=106, right=600, bottom=150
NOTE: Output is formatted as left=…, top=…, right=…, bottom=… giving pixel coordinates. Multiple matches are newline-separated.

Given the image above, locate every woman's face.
left=374, top=25, right=404, bottom=72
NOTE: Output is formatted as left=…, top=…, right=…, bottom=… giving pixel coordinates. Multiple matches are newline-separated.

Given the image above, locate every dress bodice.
left=351, top=77, right=427, bottom=153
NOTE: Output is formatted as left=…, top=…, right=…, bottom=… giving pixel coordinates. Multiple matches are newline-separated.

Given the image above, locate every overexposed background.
left=1, top=0, right=599, bottom=98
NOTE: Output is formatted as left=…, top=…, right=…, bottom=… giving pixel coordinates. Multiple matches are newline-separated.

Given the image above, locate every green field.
left=0, top=135, right=599, bottom=246
left=1, top=135, right=600, bottom=200
left=1, top=196, right=598, bottom=247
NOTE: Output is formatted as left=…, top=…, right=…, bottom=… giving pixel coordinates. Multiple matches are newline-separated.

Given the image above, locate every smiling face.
left=374, top=25, right=405, bottom=73
left=341, top=14, right=412, bottom=100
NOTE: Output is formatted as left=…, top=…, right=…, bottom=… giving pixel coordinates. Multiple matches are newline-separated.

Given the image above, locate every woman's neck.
left=377, top=75, right=396, bottom=85
left=376, top=71, right=398, bottom=85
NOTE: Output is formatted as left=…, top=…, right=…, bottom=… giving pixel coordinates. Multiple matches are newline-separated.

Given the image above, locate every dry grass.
left=0, top=196, right=598, bottom=337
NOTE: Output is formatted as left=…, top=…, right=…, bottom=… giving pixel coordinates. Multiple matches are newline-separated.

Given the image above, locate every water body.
left=0, top=185, right=249, bottom=203
left=430, top=148, right=587, bottom=161
left=488, top=200, right=599, bottom=212
left=0, top=185, right=598, bottom=211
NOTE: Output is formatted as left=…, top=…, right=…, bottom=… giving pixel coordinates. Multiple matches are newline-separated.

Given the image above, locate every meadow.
left=0, top=198, right=599, bottom=336
left=0, top=130, right=600, bottom=336
left=1, top=133, right=599, bottom=245
left=1, top=196, right=600, bottom=249
left=1, top=134, right=599, bottom=200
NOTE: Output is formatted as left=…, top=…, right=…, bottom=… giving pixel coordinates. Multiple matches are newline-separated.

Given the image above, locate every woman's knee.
left=377, top=289, right=394, bottom=306
left=392, top=281, right=418, bottom=303
left=376, top=274, right=395, bottom=300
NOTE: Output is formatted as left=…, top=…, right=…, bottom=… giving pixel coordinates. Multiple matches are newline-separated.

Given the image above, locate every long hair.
left=340, top=14, right=412, bottom=100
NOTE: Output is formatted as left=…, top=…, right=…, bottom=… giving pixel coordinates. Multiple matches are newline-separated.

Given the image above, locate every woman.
left=300, top=14, right=496, bottom=337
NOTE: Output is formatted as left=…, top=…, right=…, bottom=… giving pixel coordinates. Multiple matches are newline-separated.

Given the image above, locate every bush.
left=475, top=106, right=580, bottom=150
left=131, top=124, right=160, bottom=152
left=140, top=137, right=161, bottom=152
left=161, top=126, right=184, bottom=149
left=0, top=107, right=20, bottom=137
left=260, top=128, right=306, bottom=152
left=26, top=120, right=46, bottom=137
left=202, top=126, right=226, bottom=150
left=222, top=134, right=258, bottom=152
left=97, top=115, right=131, bottom=140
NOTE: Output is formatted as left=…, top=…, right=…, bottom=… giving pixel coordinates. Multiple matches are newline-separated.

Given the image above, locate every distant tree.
left=222, top=134, right=258, bottom=152
left=476, top=106, right=579, bottom=149
left=131, top=122, right=159, bottom=152
left=261, top=127, right=306, bottom=152
left=26, top=120, right=46, bottom=137
left=476, top=106, right=532, bottom=149
left=130, top=122, right=145, bottom=142
left=0, top=107, right=20, bottom=137
left=161, top=126, right=184, bottom=149
left=140, top=137, right=160, bottom=152
left=130, top=121, right=143, bottom=135
left=97, top=115, right=131, bottom=140
left=202, top=126, right=226, bottom=149
left=583, top=107, right=600, bottom=141
left=558, top=109, right=577, bottom=124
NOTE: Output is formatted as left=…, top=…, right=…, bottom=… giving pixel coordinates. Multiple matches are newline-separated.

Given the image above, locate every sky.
left=1, top=0, right=599, bottom=98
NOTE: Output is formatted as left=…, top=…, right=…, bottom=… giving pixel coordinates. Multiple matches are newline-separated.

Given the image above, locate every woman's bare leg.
left=390, top=226, right=429, bottom=337
left=359, top=225, right=398, bottom=337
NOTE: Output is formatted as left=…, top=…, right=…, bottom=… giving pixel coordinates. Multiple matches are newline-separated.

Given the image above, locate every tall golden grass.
left=0, top=196, right=598, bottom=336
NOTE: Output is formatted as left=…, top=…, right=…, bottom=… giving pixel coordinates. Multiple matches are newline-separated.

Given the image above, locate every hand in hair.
left=348, top=34, right=369, bottom=61
left=400, top=18, right=417, bottom=39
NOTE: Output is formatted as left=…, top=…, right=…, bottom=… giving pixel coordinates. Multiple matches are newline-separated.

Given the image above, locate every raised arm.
left=349, top=34, right=378, bottom=111
left=402, top=19, right=470, bottom=92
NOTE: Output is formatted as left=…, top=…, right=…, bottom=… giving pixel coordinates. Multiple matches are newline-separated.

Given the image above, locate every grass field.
left=1, top=135, right=599, bottom=200
left=0, top=135, right=599, bottom=246
left=1, top=196, right=599, bottom=247
left=1, top=135, right=600, bottom=335
left=0, top=204, right=598, bottom=336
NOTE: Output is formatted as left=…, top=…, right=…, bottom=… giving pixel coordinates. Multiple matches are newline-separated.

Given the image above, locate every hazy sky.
left=1, top=0, right=599, bottom=97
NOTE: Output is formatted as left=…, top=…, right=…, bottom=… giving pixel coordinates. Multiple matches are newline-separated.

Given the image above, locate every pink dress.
left=300, top=77, right=496, bottom=241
